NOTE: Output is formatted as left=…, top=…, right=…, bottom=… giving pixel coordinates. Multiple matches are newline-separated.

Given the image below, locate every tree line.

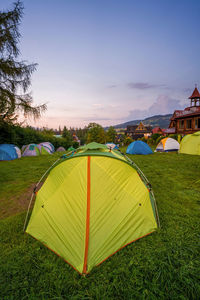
left=0, top=121, right=121, bottom=149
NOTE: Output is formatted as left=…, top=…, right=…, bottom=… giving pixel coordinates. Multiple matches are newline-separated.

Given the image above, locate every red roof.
left=152, top=127, right=163, bottom=134
left=189, top=87, right=200, bottom=99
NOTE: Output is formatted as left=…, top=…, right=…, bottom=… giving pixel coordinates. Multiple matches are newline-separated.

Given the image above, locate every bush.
left=155, top=136, right=165, bottom=145
left=140, top=137, right=147, bottom=143
left=151, top=133, right=161, bottom=142
left=72, top=141, right=79, bottom=149
left=124, top=136, right=133, bottom=145
left=168, top=134, right=179, bottom=141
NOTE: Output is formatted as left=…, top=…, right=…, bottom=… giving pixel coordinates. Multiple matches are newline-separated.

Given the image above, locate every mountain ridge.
left=105, top=114, right=172, bottom=130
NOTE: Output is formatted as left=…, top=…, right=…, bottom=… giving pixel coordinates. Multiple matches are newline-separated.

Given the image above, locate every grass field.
left=0, top=150, right=200, bottom=299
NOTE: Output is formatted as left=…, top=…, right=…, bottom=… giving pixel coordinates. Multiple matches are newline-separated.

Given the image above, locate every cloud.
left=127, top=95, right=185, bottom=121
left=127, top=82, right=166, bottom=90
left=83, top=115, right=111, bottom=122
left=106, top=84, right=118, bottom=89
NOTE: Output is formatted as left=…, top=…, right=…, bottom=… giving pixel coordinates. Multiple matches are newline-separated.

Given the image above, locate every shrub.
left=155, top=136, right=165, bottom=145
left=124, top=136, right=133, bottom=145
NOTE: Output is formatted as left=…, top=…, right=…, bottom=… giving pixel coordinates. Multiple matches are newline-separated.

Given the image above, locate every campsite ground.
left=0, top=150, right=200, bottom=299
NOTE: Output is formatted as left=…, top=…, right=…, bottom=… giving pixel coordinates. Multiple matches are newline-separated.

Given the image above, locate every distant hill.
left=108, top=114, right=172, bottom=130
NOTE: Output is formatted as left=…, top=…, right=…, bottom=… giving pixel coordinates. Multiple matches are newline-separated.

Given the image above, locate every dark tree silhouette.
left=0, top=1, right=46, bottom=123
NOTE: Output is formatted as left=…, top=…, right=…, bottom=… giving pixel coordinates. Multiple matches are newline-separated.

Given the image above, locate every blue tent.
left=126, top=141, right=153, bottom=155
left=0, top=144, right=19, bottom=161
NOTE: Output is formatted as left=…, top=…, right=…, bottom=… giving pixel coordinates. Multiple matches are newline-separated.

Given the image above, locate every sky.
left=1, top=0, right=200, bottom=129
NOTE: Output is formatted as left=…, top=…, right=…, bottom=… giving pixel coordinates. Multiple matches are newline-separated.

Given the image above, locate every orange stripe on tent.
left=83, top=156, right=91, bottom=274
left=161, top=138, right=167, bottom=149
left=96, top=231, right=154, bottom=268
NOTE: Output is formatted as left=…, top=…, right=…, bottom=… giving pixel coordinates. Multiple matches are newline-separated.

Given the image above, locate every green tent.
left=26, top=142, right=159, bottom=274
left=179, top=131, right=200, bottom=155
left=68, top=146, right=75, bottom=151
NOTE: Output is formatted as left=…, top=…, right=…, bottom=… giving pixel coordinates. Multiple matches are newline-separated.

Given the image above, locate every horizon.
left=1, top=0, right=200, bottom=129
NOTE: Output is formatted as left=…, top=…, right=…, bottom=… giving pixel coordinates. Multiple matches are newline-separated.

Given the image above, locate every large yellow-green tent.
left=26, top=142, right=159, bottom=274
left=179, top=131, right=200, bottom=155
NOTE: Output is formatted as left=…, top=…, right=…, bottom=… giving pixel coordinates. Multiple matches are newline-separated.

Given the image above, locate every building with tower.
left=169, top=85, right=200, bottom=135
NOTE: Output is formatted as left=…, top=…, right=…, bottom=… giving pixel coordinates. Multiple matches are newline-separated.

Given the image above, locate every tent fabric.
left=156, top=138, right=180, bottom=152
left=126, top=141, right=153, bottom=155
left=106, top=143, right=119, bottom=150
left=22, top=144, right=40, bottom=157
left=26, top=143, right=158, bottom=274
left=79, top=142, right=108, bottom=151
left=14, top=146, right=21, bottom=158
left=179, top=131, right=200, bottom=155
left=0, top=144, right=19, bottom=161
left=37, top=144, right=51, bottom=155
left=56, top=147, right=66, bottom=152
left=39, top=142, right=55, bottom=153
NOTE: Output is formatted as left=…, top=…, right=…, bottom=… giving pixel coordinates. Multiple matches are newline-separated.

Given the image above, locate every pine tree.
left=62, top=126, right=73, bottom=143
left=0, top=1, right=46, bottom=124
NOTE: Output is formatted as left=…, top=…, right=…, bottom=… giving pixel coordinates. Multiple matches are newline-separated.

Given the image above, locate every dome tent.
left=179, top=131, right=200, bottom=155
left=22, top=144, right=40, bottom=157
left=68, top=146, right=75, bottom=151
left=156, top=137, right=180, bottom=152
left=56, top=146, right=66, bottom=152
left=39, top=142, right=54, bottom=153
left=25, top=142, right=159, bottom=274
left=126, top=141, right=153, bottom=155
left=0, top=144, right=19, bottom=161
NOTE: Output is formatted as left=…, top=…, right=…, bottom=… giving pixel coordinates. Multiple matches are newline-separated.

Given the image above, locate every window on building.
left=186, top=119, right=192, bottom=129
left=179, top=120, right=184, bottom=129
left=195, top=118, right=200, bottom=129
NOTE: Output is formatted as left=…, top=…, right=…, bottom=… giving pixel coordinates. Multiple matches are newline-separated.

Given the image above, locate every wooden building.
left=126, top=121, right=152, bottom=139
left=169, top=86, right=200, bottom=135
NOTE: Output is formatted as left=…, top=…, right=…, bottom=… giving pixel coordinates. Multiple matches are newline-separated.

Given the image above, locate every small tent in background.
left=68, top=146, right=75, bottom=151
left=179, top=131, right=200, bottom=155
left=0, top=144, right=19, bottom=161
left=22, top=144, right=40, bottom=157
left=26, top=142, right=159, bottom=274
left=106, top=143, right=118, bottom=150
left=56, top=146, right=66, bottom=152
left=37, top=144, right=51, bottom=155
left=156, top=138, right=180, bottom=152
left=126, top=141, right=153, bottom=155
left=39, top=142, right=54, bottom=153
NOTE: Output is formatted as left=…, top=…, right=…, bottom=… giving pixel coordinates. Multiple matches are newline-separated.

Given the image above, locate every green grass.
left=0, top=151, right=200, bottom=299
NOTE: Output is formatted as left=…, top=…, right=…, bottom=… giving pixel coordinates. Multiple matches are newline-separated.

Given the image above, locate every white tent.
left=156, top=138, right=180, bottom=152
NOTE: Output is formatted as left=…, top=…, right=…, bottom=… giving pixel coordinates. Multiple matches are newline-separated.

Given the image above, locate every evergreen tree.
left=0, top=1, right=46, bottom=124
left=62, top=126, right=73, bottom=144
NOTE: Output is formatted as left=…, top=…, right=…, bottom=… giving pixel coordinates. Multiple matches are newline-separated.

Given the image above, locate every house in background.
left=126, top=121, right=152, bottom=139
left=169, top=86, right=200, bottom=134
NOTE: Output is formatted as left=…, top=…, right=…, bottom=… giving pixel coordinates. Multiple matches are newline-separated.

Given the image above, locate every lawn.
left=0, top=151, right=200, bottom=299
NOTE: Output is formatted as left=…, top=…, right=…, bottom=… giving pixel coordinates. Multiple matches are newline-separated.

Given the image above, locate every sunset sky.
left=1, top=0, right=200, bottom=129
